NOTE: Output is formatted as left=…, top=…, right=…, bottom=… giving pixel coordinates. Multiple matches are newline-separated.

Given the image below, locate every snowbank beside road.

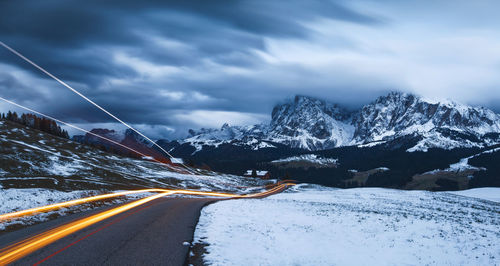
left=194, top=185, right=500, bottom=265
left=0, top=188, right=161, bottom=231
left=0, top=188, right=93, bottom=230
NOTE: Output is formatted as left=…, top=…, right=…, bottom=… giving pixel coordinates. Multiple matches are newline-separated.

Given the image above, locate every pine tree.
left=2, top=110, right=70, bottom=139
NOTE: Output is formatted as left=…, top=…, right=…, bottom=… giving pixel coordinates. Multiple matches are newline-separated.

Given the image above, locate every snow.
left=448, top=187, right=500, bottom=203
left=170, top=157, right=184, bottom=164
left=444, top=146, right=500, bottom=171
left=181, top=124, right=273, bottom=153
left=0, top=188, right=94, bottom=230
left=0, top=188, right=87, bottom=214
left=406, top=129, right=484, bottom=152
left=357, top=140, right=386, bottom=148
left=371, top=129, right=395, bottom=142
left=447, top=157, right=480, bottom=171
left=0, top=121, right=267, bottom=193
left=271, top=154, right=338, bottom=165
left=0, top=188, right=174, bottom=231
left=244, top=170, right=268, bottom=176
left=47, top=155, right=88, bottom=176
left=251, top=141, right=275, bottom=150
left=168, top=92, right=500, bottom=153
left=194, top=185, right=500, bottom=265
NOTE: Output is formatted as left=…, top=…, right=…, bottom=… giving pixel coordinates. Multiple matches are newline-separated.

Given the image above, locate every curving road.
left=0, top=197, right=213, bottom=265
left=0, top=184, right=290, bottom=265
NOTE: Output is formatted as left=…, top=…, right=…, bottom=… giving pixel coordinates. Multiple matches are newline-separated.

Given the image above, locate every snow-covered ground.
left=0, top=188, right=96, bottom=230
left=449, top=187, right=500, bottom=203
left=194, top=185, right=500, bottom=265
left=0, top=121, right=267, bottom=193
left=271, top=154, right=338, bottom=165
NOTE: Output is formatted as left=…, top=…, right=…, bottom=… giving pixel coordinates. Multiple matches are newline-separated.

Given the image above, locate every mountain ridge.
left=165, top=92, right=500, bottom=153
left=73, top=91, right=500, bottom=154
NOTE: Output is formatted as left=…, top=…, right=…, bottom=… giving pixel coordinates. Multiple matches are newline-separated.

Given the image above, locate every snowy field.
left=449, top=187, right=500, bottom=203
left=194, top=185, right=500, bottom=265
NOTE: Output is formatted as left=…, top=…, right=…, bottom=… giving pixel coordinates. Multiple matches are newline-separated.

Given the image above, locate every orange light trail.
left=0, top=192, right=174, bottom=265
left=0, top=183, right=294, bottom=264
left=0, top=182, right=293, bottom=222
left=0, top=189, right=168, bottom=222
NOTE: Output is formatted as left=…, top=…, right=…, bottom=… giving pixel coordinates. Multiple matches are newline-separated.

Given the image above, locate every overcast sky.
left=1, top=0, right=499, bottom=139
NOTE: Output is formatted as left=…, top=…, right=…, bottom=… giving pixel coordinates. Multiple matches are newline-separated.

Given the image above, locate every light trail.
left=0, top=41, right=297, bottom=264
left=0, top=189, right=168, bottom=222
left=0, top=41, right=198, bottom=175
left=0, top=183, right=294, bottom=264
left=0, top=183, right=294, bottom=222
left=0, top=192, right=174, bottom=265
left=0, top=96, right=185, bottom=173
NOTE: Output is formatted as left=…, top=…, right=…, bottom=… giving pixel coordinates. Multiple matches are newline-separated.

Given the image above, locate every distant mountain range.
left=0, top=90, right=492, bottom=190
left=147, top=92, right=500, bottom=154
left=72, top=91, right=500, bottom=158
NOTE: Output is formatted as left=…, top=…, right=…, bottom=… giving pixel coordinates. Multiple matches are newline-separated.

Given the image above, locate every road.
left=0, top=183, right=290, bottom=265
left=0, top=197, right=213, bottom=265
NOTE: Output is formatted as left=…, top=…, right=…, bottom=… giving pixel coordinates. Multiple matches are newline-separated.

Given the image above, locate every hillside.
left=0, top=120, right=263, bottom=192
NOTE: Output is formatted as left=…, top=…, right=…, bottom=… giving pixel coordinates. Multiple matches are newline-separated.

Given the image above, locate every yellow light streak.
left=0, top=183, right=294, bottom=264
left=0, top=182, right=295, bottom=222
left=0, top=189, right=168, bottom=222
left=0, top=192, right=173, bottom=264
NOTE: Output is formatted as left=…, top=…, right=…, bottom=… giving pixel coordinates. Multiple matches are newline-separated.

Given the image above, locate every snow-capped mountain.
left=77, top=92, right=500, bottom=154
left=179, top=123, right=275, bottom=153
left=268, top=96, right=354, bottom=150
left=353, top=92, right=500, bottom=151
left=171, top=92, right=500, bottom=152
left=179, top=96, right=355, bottom=151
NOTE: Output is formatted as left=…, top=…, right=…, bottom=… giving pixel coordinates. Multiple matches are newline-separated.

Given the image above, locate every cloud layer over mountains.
left=1, top=0, right=499, bottom=139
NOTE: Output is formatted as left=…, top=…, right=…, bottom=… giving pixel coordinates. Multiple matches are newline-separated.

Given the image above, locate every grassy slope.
left=0, top=120, right=264, bottom=192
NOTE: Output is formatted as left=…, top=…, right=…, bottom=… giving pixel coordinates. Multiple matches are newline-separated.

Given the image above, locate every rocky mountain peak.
left=269, top=95, right=355, bottom=150
left=353, top=92, right=500, bottom=144
left=80, top=92, right=500, bottom=155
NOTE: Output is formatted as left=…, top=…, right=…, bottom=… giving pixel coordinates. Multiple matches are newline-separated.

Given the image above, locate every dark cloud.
left=1, top=1, right=498, bottom=139
left=0, top=0, right=379, bottom=81
left=0, top=72, right=45, bottom=100
left=0, top=0, right=381, bottom=136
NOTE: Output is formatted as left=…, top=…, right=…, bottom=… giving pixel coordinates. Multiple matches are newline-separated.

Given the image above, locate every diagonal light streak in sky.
left=0, top=41, right=198, bottom=174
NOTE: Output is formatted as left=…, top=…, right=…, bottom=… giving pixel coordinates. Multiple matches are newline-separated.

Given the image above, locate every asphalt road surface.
left=0, top=197, right=214, bottom=265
